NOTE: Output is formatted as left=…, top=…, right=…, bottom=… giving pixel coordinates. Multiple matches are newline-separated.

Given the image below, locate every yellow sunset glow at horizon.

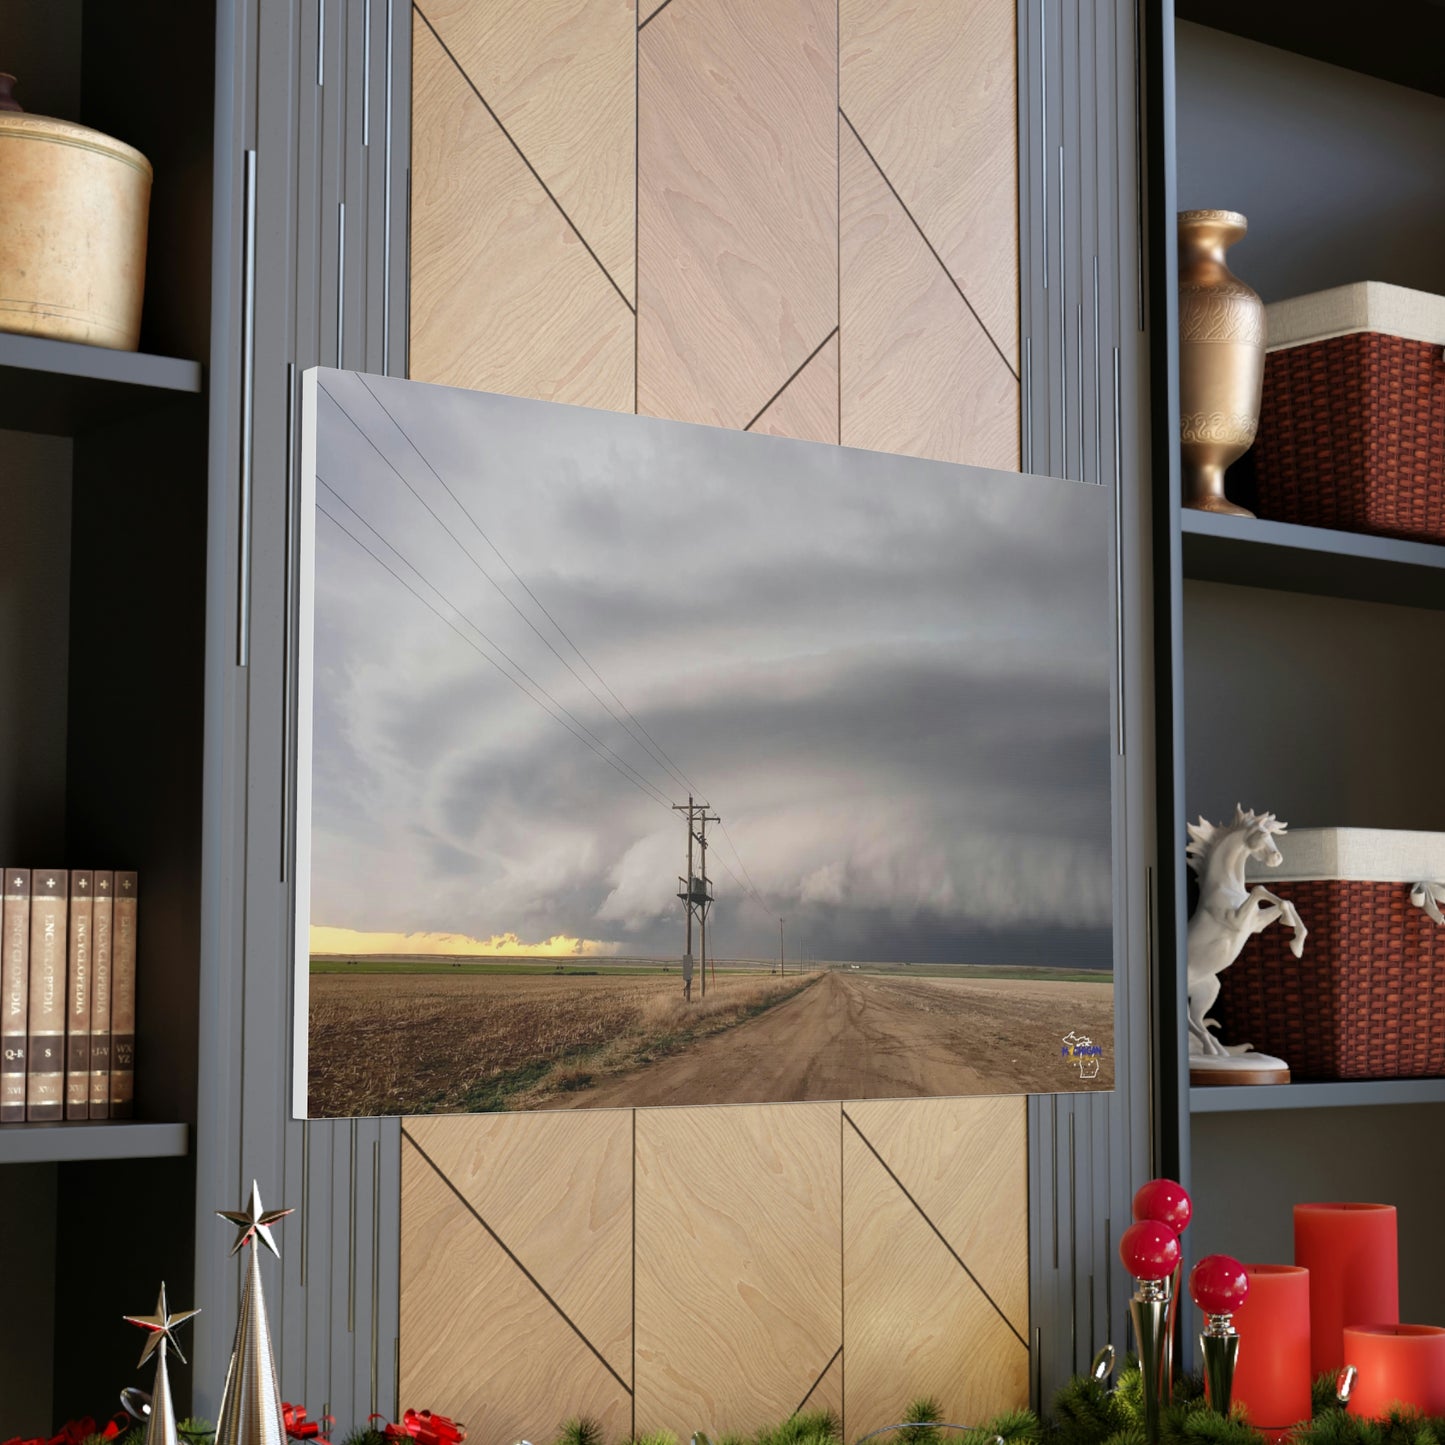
left=308, top=925, right=622, bottom=958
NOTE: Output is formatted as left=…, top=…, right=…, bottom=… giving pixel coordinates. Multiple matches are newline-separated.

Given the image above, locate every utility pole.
left=674, top=797, right=718, bottom=998
left=780, top=917, right=784, bottom=977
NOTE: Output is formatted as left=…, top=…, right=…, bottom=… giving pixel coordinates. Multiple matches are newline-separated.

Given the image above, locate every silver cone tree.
left=123, top=1283, right=200, bottom=1445
left=214, top=1182, right=295, bottom=1445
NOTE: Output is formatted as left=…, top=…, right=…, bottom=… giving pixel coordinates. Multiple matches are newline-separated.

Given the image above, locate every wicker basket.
left=1214, top=829, right=1445, bottom=1080
left=1253, top=283, right=1445, bottom=543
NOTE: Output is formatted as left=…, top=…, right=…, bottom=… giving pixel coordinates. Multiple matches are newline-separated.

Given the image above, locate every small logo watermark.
left=1061, top=1030, right=1103, bottom=1080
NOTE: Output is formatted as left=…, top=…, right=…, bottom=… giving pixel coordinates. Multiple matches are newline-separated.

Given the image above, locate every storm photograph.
left=299, top=368, right=1115, bottom=1117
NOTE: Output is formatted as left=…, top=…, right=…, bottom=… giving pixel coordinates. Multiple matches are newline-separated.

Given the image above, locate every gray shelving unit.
left=1155, top=1, right=1445, bottom=1346
left=0, top=1121, right=189, bottom=1165
left=1183, top=511, right=1445, bottom=612
left=0, top=331, right=203, bottom=435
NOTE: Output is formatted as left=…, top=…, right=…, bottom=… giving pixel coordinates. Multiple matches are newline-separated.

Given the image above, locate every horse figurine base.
left=1189, top=1052, right=1290, bottom=1087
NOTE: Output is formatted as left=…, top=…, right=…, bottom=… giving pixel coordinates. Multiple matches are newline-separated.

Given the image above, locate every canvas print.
left=296, top=369, right=1115, bottom=1118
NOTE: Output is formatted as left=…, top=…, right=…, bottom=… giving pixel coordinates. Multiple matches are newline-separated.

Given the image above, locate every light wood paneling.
left=839, top=122, right=1019, bottom=470
left=634, top=1104, right=842, bottom=1436
left=410, top=14, right=633, bottom=408
left=750, top=332, right=840, bottom=444
left=840, top=0, right=1019, bottom=366
left=400, top=1131, right=633, bottom=1443
left=406, top=1112, right=634, bottom=1381
left=637, top=0, right=837, bottom=429
left=846, top=1097, right=1029, bottom=1338
left=418, top=0, right=636, bottom=303
left=799, top=1346, right=844, bottom=1422
left=842, top=1117, right=1029, bottom=1438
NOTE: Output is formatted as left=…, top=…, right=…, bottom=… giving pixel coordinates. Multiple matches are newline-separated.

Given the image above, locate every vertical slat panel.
left=197, top=0, right=410, bottom=1426
left=1019, top=0, right=1158, bottom=1403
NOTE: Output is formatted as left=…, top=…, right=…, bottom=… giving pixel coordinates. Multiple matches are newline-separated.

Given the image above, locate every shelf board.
left=0, top=1120, right=189, bottom=1165
left=1191, top=1078, right=1445, bottom=1114
left=1176, top=0, right=1445, bottom=100
left=0, top=331, right=203, bottom=436
left=1181, top=510, right=1445, bottom=611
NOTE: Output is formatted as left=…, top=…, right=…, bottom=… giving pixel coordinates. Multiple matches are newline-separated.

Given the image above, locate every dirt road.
left=566, top=970, right=1113, bottom=1108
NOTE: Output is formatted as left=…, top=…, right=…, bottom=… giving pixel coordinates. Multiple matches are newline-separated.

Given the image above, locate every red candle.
left=1294, top=1203, right=1398, bottom=1376
left=1231, top=1265, right=1311, bottom=1438
left=1343, top=1325, right=1445, bottom=1417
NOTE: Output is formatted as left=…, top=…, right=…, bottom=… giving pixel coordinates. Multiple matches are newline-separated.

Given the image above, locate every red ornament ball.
left=1133, top=1177, right=1193, bottom=1233
left=1119, top=1219, right=1181, bottom=1281
left=1190, top=1255, right=1250, bottom=1315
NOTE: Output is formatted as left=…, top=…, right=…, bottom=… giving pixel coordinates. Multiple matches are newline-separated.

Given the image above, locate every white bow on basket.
left=1409, top=881, right=1445, bottom=925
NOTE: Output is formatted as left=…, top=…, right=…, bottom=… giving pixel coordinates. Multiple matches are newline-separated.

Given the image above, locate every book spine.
left=65, top=870, right=94, bottom=1119
left=26, top=870, right=68, bottom=1121
left=1, top=869, right=30, bottom=1123
left=110, top=871, right=138, bottom=1118
left=89, top=871, right=114, bottom=1119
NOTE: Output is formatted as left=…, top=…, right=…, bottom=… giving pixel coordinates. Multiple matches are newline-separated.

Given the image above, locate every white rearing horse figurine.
left=1186, top=805, right=1308, bottom=1057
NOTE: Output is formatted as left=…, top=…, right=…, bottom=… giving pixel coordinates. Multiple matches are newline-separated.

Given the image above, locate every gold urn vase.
left=0, top=73, right=152, bottom=351
left=1177, top=210, right=1264, bottom=517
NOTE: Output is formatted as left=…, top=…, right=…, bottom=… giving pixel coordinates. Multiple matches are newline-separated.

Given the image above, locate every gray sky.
left=304, top=369, right=1114, bottom=968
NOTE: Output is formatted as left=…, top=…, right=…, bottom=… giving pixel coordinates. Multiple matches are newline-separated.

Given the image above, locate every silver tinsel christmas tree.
left=214, top=1182, right=294, bottom=1445
left=123, top=1283, right=200, bottom=1445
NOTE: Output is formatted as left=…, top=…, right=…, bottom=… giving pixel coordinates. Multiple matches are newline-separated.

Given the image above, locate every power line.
left=323, top=378, right=694, bottom=801
left=351, top=373, right=705, bottom=798
left=315, top=480, right=676, bottom=812
left=320, top=377, right=777, bottom=917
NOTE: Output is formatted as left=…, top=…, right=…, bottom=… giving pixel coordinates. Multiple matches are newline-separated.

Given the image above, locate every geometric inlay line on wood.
left=795, top=1344, right=843, bottom=1417
left=413, top=2, right=634, bottom=313
left=745, top=326, right=840, bottom=431
left=839, top=109, right=1017, bottom=383
left=638, top=0, right=678, bottom=27
left=841, top=1111, right=1026, bottom=1347
left=402, top=1127, right=633, bottom=1394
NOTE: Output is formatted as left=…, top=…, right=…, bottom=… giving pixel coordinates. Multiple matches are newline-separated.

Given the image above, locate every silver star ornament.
left=123, top=1281, right=200, bottom=1367
left=217, top=1180, right=294, bottom=1257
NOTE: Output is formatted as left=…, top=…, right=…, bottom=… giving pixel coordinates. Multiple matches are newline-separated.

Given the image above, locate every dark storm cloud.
left=303, top=370, right=1114, bottom=966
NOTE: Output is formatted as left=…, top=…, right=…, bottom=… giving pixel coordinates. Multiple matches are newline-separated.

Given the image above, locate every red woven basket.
left=1214, top=879, right=1445, bottom=1080
left=1253, top=332, right=1445, bottom=542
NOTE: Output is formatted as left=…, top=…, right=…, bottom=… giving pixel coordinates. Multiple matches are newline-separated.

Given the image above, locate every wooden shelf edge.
left=0, top=1120, right=190, bottom=1164
left=1191, top=1078, right=1445, bottom=1114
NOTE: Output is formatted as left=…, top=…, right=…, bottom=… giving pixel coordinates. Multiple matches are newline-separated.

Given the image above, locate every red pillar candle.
left=1231, top=1265, right=1311, bottom=1438
left=1294, top=1203, right=1398, bottom=1376
left=1343, top=1325, right=1445, bottom=1417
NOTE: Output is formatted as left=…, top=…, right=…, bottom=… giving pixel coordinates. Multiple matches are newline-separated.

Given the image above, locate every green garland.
left=80, top=1377, right=1445, bottom=1445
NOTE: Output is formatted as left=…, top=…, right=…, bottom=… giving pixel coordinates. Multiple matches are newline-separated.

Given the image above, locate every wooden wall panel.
left=839, top=123, right=1019, bottom=470
left=842, top=1108, right=1030, bottom=1437
left=418, top=0, right=636, bottom=303
left=406, top=1113, right=634, bottom=1382
left=634, top=1105, right=842, bottom=1438
left=401, top=1125, right=634, bottom=1443
left=845, top=1097, right=1028, bottom=1338
left=410, top=12, right=634, bottom=408
left=750, top=333, right=840, bottom=444
left=636, top=0, right=838, bottom=429
left=404, top=0, right=1028, bottom=1434
left=840, top=0, right=1019, bottom=366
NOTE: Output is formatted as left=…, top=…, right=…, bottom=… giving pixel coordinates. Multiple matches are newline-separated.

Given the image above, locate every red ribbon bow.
left=282, top=1404, right=333, bottom=1444
left=3, top=1417, right=121, bottom=1445
left=368, top=1411, right=466, bottom=1445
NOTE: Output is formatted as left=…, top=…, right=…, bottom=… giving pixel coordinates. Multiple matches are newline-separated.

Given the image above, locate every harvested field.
left=307, top=968, right=817, bottom=1116
left=308, top=964, right=1113, bottom=1115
